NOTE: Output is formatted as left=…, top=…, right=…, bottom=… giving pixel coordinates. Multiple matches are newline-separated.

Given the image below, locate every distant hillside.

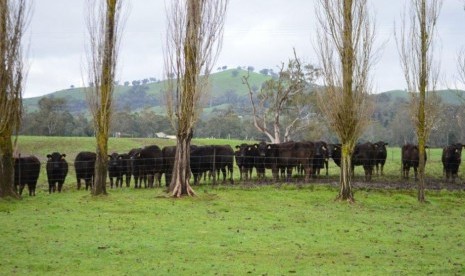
left=375, top=89, right=465, bottom=105
left=23, top=69, right=270, bottom=115
left=23, top=70, right=465, bottom=122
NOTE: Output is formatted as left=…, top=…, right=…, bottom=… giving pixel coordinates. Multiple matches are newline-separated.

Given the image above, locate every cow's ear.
left=425, top=145, right=429, bottom=149
left=47, top=154, right=51, bottom=159
left=254, top=144, right=258, bottom=148
left=267, top=145, right=271, bottom=149
left=385, top=143, right=389, bottom=146
left=322, top=146, right=327, bottom=151
left=61, top=154, right=66, bottom=158
left=108, top=155, right=112, bottom=159
left=235, top=145, right=240, bottom=149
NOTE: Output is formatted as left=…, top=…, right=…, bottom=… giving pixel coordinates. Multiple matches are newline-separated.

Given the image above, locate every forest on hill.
left=21, top=68, right=465, bottom=147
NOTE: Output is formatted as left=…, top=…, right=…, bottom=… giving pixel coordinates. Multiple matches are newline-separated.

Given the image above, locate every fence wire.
left=11, top=147, right=465, bottom=193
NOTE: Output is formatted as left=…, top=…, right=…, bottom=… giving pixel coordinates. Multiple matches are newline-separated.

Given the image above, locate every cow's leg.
left=32, top=183, right=37, bottom=196
left=49, top=181, right=53, bottom=194
left=413, top=167, right=418, bottom=181
left=19, top=184, right=25, bottom=196
left=286, top=167, right=293, bottom=182
left=157, top=172, right=163, bottom=187
left=58, top=181, right=63, bottom=192
left=221, top=168, right=226, bottom=183
left=149, top=174, right=154, bottom=188
left=118, top=175, right=123, bottom=188
left=125, top=174, right=131, bottom=187
left=272, top=167, right=279, bottom=182
left=134, top=176, right=138, bottom=188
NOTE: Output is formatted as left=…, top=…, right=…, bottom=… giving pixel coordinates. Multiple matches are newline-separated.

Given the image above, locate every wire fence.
left=12, top=148, right=465, bottom=193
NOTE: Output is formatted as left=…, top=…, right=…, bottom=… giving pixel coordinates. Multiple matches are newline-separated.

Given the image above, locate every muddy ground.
left=233, top=175, right=465, bottom=191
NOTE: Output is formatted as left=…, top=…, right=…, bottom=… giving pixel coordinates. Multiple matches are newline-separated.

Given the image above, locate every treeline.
left=19, top=97, right=266, bottom=139
left=19, top=95, right=465, bottom=147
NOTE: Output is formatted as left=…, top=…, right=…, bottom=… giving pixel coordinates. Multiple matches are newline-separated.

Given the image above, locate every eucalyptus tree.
left=243, top=51, right=320, bottom=143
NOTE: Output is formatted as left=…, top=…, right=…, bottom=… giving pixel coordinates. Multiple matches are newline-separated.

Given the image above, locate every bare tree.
left=85, top=0, right=125, bottom=196
left=458, top=48, right=465, bottom=100
left=396, top=0, right=442, bottom=203
left=0, top=0, right=29, bottom=199
left=164, top=0, right=228, bottom=197
left=315, top=0, right=375, bottom=202
left=242, top=51, right=320, bottom=143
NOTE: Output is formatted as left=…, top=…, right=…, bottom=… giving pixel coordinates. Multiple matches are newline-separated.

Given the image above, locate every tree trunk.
left=169, top=133, right=196, bottom=197
left=337, top=143, right=354, bottom=203
left=90, top=0, right=117, bottom=196
left=417, top=0, right=427, bottom=203
left=92, top=133, right=108, bottom=196
left=0, top=132, right=20, bottom=199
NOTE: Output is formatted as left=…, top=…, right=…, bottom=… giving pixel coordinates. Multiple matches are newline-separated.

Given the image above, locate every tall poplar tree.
left=0, top=0, right=28, bottom=199
left=397, top=0, right=442, bottom=202
left=164, top=0, right=228, bottom=197
left=315, top=0, right=375, bottom=202
left=86, top=0, right=125, bottom=195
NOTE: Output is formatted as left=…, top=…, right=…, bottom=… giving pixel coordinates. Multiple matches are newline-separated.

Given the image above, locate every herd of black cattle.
left=13, top=141, right=465, bottom=196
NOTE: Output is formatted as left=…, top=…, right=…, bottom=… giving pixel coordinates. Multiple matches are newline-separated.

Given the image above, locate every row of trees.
left=2, top=0, right=464, bottom=202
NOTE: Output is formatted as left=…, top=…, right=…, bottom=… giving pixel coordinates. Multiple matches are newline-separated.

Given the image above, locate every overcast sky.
left=25, top=0, right=465, bottom=98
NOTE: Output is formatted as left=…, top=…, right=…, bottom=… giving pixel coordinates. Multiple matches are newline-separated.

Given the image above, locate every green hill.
left=375, top=89, right=465, bottom=105
left=23, top=70, right=465, bottom=122
left=23, top=69, right=270, bottom=115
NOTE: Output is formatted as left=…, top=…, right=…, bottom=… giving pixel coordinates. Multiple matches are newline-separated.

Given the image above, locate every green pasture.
left=1, top=186, right=465, bottom=275
left=2, top=137, right=465, bottom=274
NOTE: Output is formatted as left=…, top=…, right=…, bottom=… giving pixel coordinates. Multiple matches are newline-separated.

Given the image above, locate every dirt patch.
left=233, top=176, right=465, bottom=191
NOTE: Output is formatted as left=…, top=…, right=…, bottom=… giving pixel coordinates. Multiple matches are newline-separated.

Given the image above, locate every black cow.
left=373, top=141, right=388, bottom=176
left=162, top=146, right=176, bottom=187
left=265, top=141, right=314, bottom=182
left=255, top=141, right=268, bottom=181
left=108, top=152, right=131, bottom=188
left=46, top=152, right=68, bottom=193
left=311, top=141, right=329, bottom=177
left=127, top=147, right=142, bottom=187
left=190, top=145, right=216, bottom=185
left=352, top=142, right=376, bottom=182
left=132, top=145, right=163, bottom=188
left=14, top=155, right=41, bottom=196
left=74, top=151, right=96, bottom=190
left=235, top=144, right=257, bottom=181
left=442, top=143, right=464, bottom=183
left=213, top=145, right=234, bottom=184
left=401, top=144, right=427, bottom=181
left=327, top=143, right=342, bottom=167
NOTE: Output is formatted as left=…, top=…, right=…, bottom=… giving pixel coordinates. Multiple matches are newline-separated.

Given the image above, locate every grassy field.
left=1, top=185, right=465, bottom=275
left=1, top=136, right=465, bottom=274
